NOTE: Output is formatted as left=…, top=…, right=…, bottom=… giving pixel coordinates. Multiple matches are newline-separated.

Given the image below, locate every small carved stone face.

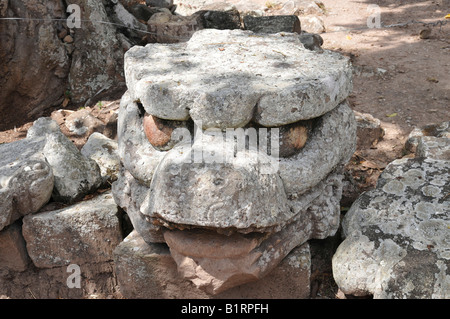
left=112, top=29, right=356, bottom=294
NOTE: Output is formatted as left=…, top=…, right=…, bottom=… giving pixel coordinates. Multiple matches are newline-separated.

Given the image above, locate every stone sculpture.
left=112, top=29, right=356, bottom=295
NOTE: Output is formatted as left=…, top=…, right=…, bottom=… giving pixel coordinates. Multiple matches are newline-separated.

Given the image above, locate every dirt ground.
left=322, top=0, right=449, bottom=191
left=0, top=0, right=448, bottom=299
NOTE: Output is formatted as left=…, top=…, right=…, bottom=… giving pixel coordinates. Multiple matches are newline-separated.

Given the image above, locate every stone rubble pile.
left=117, top=0, right=325, bottom=46
left=0, top=116, right=122, bottom=298
left=112, top=28, right=356, bottom=296
left=171, top=0, right=327, bottom=33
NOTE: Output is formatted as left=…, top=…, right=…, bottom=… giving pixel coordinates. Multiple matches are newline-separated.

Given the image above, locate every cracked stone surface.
left=22, top=191, right=122, bottom=269
left=332, top=157, right=450, bottom=298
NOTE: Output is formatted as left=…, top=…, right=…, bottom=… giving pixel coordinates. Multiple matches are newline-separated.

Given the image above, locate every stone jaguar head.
left=112, top=29, right=356, bottom=294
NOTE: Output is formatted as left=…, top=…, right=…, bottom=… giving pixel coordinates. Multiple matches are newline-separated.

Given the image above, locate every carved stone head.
left=112, top=29, right=356, bottom=294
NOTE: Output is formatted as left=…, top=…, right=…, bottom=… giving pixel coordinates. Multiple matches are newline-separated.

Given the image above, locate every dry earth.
left=322, top=0, right=449, bottom=192
left=0, top=0, right=448, bottom=299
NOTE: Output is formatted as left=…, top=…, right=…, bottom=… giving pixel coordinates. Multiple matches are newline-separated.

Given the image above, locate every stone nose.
left=141, top=132, right=295, bottom=234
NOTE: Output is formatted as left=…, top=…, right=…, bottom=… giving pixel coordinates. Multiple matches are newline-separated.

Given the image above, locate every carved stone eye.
left=254, top=119, right=311, bottom=158
left=278, top=120, right=312, bottom=158
left=143, top=113, right=188, bottom=151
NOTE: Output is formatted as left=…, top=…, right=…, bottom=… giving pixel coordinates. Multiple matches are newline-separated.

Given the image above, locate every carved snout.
left=142, top=132, right=295, bottom=234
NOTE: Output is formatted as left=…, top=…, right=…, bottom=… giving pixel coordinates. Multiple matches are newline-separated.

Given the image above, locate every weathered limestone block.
left=173, top=0, right=325, bottom=17
left=81, top=132, right=120, bottom=184
left=124, top=29, right=353, bottom=129
left=117, top=92, right=166, bottom=186
left=28, top=117, right=103, bottom=203
left=22, top=191, right=123, bottom=269
left=114, top=230, right=311, bottom=298
left=0, top=137, right=54, bottom=231
left=174, top=0, right=243, bottom=16
left=332, top=157, right=450, bottom=298
left=0, top=222, right=31, bottom=271
left=416, top=136, right=450, bottom=161
left=193, top=9, right=241, bottom=30
left=147, top=11, right=203, bottom=43
left=405, top=121, right=449, bottom=154
left=243, top=15, right=301, bottom=34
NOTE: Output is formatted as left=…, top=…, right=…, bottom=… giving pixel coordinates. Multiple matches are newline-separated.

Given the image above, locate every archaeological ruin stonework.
left=1, top=0, right=448, bottom=300
left=333, top=121, right=450, bottom=299
left=112, top=29, right=357, bottom=296
left=0, top=116, right=122, bottom=298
